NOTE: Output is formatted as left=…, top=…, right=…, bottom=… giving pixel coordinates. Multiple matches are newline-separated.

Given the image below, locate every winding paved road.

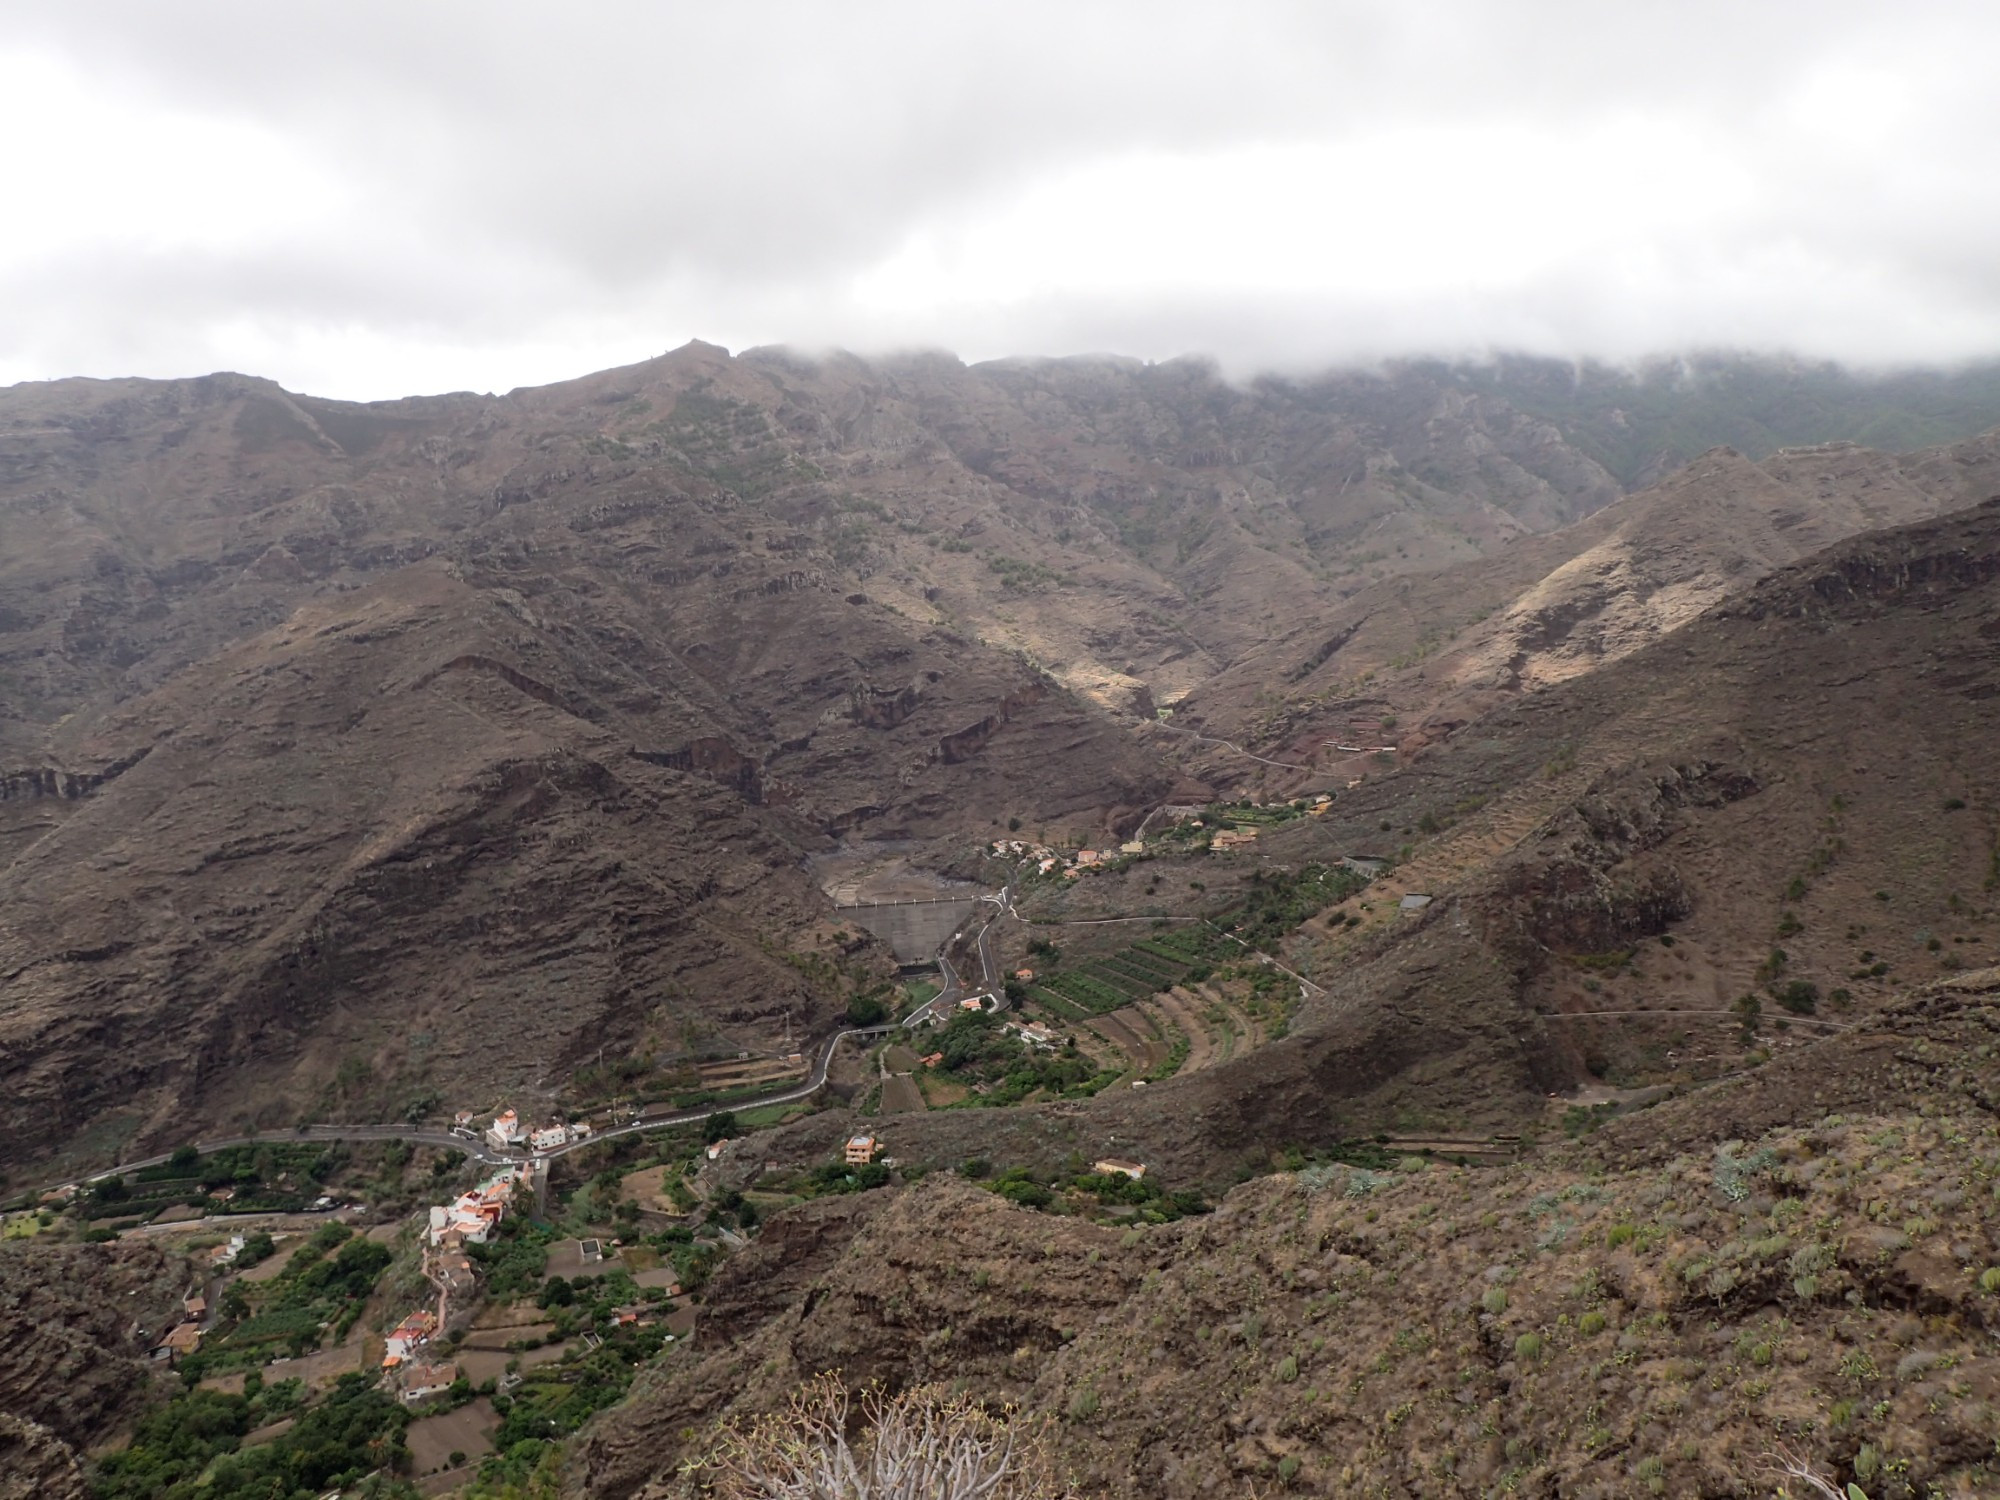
left=37, top=876, right=1022, bottom=1200
left=38, top=867, right=1251, bottom=1206
left=27, top=1024, right=900, bottom=1201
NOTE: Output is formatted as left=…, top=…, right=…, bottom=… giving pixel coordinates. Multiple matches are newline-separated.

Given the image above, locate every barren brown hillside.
left=1175, top=430, right=2000, bottom=784
left=713, top=497, right=2000, bottom=1196
left=574, top=968, right=2000, bottom=1500
left=5, top=350, right=1999, bottom=1180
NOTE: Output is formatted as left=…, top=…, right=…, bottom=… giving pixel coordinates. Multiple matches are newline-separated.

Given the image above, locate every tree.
left=168, top=1144, right=200, bottom=1175
left=538, top=1277, right=576, bottom=1308
left=236, top=1230, right=277, bottom=1267
left=1733, top=992, right=1762, bottom=1043
left=691, top=1378, right=1074, bottom=1499
left=703, top=1111, right=738, bottom=1144
left=847, top=992, right=888, bottom=1026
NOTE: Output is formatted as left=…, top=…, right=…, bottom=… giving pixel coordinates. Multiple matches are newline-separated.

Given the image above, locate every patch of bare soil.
left=878, top=1075, right=925, bottom=1113
left=260, top=1332, right=362, bottom=1391
left=406, top=1398, right=496, bottom=1474
left=1083, top=1009, right=1162, bottom=1071
left=234, top=1237, right=306, bottom=1283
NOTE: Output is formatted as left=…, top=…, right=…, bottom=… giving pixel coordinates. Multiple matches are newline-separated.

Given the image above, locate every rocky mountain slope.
left=573, top=968, right=2000, bottom=1500
left=5, top=348, right=2000, bottom=1177
left=0, top=1238, right=188, bottom=1500
left=1176, top=427, right=2000, bottom=775
left=703, top=495, right=2000, bottom=1201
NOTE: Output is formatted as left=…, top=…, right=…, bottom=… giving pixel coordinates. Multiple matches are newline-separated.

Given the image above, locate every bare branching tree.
left=687, top=1377, right=1074, bottom=1500
left=1766, top=1444, right=1866, bottom=1499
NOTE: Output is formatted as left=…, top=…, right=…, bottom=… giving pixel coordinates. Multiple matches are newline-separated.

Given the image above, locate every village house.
left=1210, top=829, right=1259, bottom=851
left=437, top=1253, right=477, bottom=1295
left=183, top=1293, right=207, bottom=1320
left=529, top=1123, right=569, bottom=1152
left=383, top=1308, right=438, bottom=1366
left=452, top=1110, right=476, bottom=1130
left=704, top=1138, right=731, bottom=1161
left=1014, top=967, right=1035, bottom=981
left=920, top=1051, right=944, bottom=1068
left=398, top=1360, right=459, bottom=1403
left=209, top=1234, right=248, bottom=1266
left=426, top=1164, right=527, bottom=1248
left=485, top=1110, right=524, bottom=1150
left=845, top=1134, right=879, bottom=1165
left=156, top=1322, right=202, bottom=1362
left=1006, top=1019, right=1059, bottom=1049
left=1093, top=1158, right=1147, bottom=1180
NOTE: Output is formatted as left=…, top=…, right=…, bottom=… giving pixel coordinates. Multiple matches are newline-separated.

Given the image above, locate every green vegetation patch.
left=92, top=1372, right=404, bottom=1500
left=920, top=1009, right=1119, bottom=1106
left=192, top=1223, right=391, bottom=1371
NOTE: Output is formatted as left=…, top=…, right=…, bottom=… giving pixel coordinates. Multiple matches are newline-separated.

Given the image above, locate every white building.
left=485, top=1110, right=524, bottom=1150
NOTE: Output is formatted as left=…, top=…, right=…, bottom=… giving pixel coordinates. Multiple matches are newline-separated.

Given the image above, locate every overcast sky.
left=4, top=1, right=1998, bottom=399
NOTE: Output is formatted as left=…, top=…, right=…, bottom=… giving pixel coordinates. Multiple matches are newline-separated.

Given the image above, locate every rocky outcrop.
left=0, top=1239, right=185, bottom=1487
left=633, top=736, right=765, bottom=803
left=569, top=1178, right=1152, bottom=1500
left=937, top=682, right=1049, bottom=764
left=0, top=748, right=151, bottom=803
left=0, top=1413, right=85, bottom=1500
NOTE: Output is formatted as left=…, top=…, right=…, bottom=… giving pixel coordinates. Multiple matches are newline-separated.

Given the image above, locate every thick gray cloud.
left=2, top=0, right=1997, bottom=397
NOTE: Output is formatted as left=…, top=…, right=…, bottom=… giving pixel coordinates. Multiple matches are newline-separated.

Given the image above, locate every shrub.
left=846, top=992, right=888, bottom=1026
left=1344, top=1169, right=1389, bottom=1199
left=1578, top=1311, right=1607, bottom=1336
left=1481, top=1288, right=1508, bottom=1316
left=1514, top=1333, right=1544, bottom=1361
left=1066, top=1387, right=1099, bottom=1422
left=693, top=1377, right=1075, bottom=1497
left=1980, top=1266, right=2000, bottom=1294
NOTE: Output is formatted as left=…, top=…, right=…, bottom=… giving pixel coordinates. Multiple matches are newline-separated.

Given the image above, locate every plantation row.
left=1023, top=923, right=1247, bottom=1016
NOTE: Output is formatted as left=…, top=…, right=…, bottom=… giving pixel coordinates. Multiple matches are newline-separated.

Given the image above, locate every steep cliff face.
left=0, top=1238, right=188, bottom=1492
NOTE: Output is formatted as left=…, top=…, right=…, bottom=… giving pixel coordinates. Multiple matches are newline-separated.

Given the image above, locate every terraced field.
left=1045, top=979, right=1269, bottom=1087
left=1028, top=924, right=1240, bottom=1017
left=1080, top=1007, right=1171, bottom=1071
